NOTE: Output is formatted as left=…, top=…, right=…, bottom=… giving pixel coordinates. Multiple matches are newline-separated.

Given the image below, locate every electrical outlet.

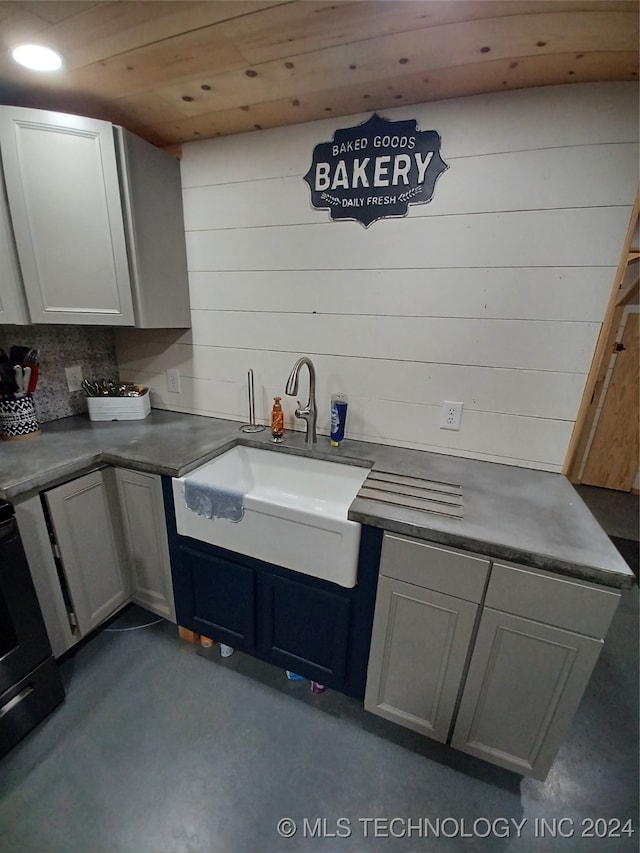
left=440, top=400, right=463, bottom=431
left=166, top=368, right=181, bottom=394
left=64, top=365, right=83, bottom=392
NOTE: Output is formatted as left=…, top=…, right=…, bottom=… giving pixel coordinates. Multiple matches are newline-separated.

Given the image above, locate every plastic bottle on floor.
left=286, top=670, right=305, bottom=681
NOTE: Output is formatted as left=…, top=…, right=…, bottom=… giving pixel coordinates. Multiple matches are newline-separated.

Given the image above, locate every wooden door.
left=582, top=311, right=639, bottom=490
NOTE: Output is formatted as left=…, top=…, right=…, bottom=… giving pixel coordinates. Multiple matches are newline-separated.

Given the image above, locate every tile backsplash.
left=0, top=325, right=118, bottom=423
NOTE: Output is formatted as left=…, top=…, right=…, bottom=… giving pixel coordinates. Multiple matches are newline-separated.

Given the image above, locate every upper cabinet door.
left=0, top=168, right=29, bottom=324
left=115, top=127, right=190, bottom=328
left=0, top=107, right=134, bottom=325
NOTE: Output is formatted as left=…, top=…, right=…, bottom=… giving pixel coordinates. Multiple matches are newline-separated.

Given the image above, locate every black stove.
left=0, top=499, right=64, bottom=757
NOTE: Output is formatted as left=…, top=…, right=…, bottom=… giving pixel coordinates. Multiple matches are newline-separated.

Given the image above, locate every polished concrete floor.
left=576, top=485, right=639, bottom=542
left=0, top=580, right=638, bottom=853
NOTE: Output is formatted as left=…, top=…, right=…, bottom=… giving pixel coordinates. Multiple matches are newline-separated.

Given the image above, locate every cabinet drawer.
left=486, top=563, right=620, bottom=639
left=380, top=533, right=490, bottom=603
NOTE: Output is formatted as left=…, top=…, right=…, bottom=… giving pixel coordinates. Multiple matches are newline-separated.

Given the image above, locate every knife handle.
left=27, top=364, right=38, bottom=393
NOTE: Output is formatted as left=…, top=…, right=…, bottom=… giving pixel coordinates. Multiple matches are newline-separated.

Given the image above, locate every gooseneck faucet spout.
left=285, top=356, right=317, bottom=446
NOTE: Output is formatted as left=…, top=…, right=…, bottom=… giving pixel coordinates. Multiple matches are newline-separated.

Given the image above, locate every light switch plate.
left=65, top=365, right=83, bottom=392
left=166, top=368, right=181, bottom=393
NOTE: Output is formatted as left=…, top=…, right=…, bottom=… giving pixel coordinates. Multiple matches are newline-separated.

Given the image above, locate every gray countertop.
left=1, top=409, right=634, bottom=589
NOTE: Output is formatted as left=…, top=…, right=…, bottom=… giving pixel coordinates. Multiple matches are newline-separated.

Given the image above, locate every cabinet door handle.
left=0, top=684, right=34, bottom=719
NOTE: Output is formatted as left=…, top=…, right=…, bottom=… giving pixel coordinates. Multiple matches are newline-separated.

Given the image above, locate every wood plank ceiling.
left=0, top=0, right=638, bottom=148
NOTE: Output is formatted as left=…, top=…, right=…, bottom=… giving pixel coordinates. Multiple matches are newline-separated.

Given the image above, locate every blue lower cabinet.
left=258, top=572, right=351, bottom=688
left=180, top=545, right=256, bottom=651
left=163, top=477, right=382, bottom=701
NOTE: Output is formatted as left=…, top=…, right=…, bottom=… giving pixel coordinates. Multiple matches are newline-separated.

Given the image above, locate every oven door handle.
left=0, top=515, right=17, bottom=543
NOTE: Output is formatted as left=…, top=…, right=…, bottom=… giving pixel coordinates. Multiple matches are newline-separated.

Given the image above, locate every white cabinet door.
left=0, top=107, right=134, bottom=325
left=45, top=468, right=131, bottom=635
left=451, top=608, right=602, bottom=779
left=115, top=127, right=190, bottom=329
left=115, top=468, right=176, bottom=621
left=365, top=575, right=478, bottom=742
left=0, top=167, right=29, bottom=324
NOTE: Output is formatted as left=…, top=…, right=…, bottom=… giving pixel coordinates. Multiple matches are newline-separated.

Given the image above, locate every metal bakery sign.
left=303, top=113, right=448, bottom=227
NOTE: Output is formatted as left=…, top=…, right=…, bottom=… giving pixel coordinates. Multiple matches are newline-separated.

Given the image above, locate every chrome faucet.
left=285, top=356, right=317, bottom=445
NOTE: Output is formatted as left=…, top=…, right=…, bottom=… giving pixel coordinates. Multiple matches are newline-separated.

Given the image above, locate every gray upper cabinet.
left=115, top=127, right=190, bottom=329
left=0, top=167, right=29, bottom=324
left=0, top=106, right=190, bottom=327
left=0, top=107, right=134, bottom=325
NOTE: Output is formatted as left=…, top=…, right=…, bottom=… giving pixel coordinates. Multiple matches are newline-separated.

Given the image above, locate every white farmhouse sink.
left=172, top=446, right=370, bottom=588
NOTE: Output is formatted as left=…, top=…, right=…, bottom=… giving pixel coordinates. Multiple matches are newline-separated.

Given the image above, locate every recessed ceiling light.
left=12, top=44, right=63, bottom=72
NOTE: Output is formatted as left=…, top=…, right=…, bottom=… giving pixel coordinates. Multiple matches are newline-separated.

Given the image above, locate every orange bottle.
left=271, top=396, right=284, bottom=439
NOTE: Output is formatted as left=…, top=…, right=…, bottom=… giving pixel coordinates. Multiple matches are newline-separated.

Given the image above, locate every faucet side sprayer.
left=285, top=356, right=317, bottom=446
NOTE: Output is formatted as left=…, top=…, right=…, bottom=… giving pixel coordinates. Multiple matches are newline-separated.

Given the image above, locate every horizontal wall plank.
left=186, top=312, right=599, bottom=373
left=182, top=143, right=639, bottom=230
left=180, top=83, right=639, bottom=187
left=115, top=336, right=586, bottom=421
left=186, top=268, right=614, bottom=322
left=119, top=364, right=570, bottom=470
left=185, top=207, right=632, bottom=270
left=121, top=311, right=599, bottom=373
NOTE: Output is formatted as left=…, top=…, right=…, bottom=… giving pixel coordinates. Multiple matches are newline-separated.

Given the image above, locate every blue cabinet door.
left=258, top=572, right=351, bottom=687
left=179, top=544, right=256, bottom=651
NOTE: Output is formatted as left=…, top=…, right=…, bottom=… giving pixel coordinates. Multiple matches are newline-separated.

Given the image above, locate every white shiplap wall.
left=116, top=83, right=639, bottom=472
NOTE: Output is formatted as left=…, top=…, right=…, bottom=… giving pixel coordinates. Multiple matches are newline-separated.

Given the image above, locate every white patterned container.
left=0, top=394, right=40, bottom=440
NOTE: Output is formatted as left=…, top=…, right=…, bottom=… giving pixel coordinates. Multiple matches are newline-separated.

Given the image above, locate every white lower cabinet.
left=16, top=466, right=175, bottom=657
left=365, top=533, right=621, bottom=779
left=365, top=576, right=479, bottom=741
left=44, top=468, right=130, bottom=637
left=365, top=533, right=490, bottom=742
left=115, top=468, right=175, bottom=621
left=450, top=562, right=620, bottom=779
